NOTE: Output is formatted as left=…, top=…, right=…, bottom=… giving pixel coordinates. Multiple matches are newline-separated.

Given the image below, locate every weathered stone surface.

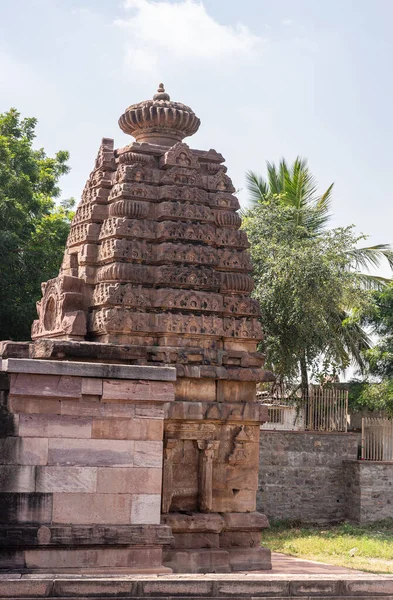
left=97, top=467, right=161, bottom=494
left=227, top=546, right=272, bottom=571
left=344, top=460, right=393, bottom=523
left=0, top=465, right=36, bottom=493
left=52, top=493, right=132, bottom=524
left=162, top=548, right=230, bottom=574
left=24, top=546, right=164, bottom=569
left=61, top=400, right=136, bottom=418
left=219, top=531, right=261, bottom=548
left=134, top=440, right=163, bottom=467
left=171, top=532, right=219, bottom=549
left=0, top=523, right=172, bottom=547
left=0, top=492, right=52, bottom=523
left=48, top=439, right=134, bottom=466
left=81, top=377, right=103, bottom=395
left=217, top=580, right=290, bottom=596
left=0, top=437, right=48, bottom=466
left=8, top=396, right=61, bottom=415
left=131, top=493, right=161, bottom=524
left=258, top=431, right=358, bottom=523
left=102, top=379, right=174, bottom=403
left=0, top=340, right=30, bottom=358
left=142, top=580, right=214, bottom=596
left=222, top=511, right=269, bottom=531
left=19, top=414, right=92, bottom=438
left=36, top=467, right=97, bottom=493
left=4, top=358, right=176, bottom=381
left=162, top=513, right=225, bottom=534
left=9, top=372, right=82, bottom=399
left=0, top=580, right=53, bottom=597
left=92, top=417, right=163, bottom=440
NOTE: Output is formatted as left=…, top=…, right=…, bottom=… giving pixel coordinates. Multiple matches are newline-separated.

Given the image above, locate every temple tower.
left=29, top=84, right=271, bottom=572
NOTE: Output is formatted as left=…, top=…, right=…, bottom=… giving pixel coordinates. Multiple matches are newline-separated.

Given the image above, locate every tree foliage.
left=0, top=108, right=73, bottom=341
left=348, top=379, right=393, bottom=417
left=242, top=200, right=371, bottom=389
left=346, top=283, right=393, bottom=416
left=362, top=283, right=393, bottom=378
left=243, top=157, right=393, bottom=395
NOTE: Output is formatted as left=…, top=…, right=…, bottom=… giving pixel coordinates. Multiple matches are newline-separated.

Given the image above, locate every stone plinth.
left=0, top=354, right=175, bottom=573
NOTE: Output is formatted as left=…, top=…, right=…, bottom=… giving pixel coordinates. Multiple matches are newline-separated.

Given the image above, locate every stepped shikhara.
left=30, top=84, right=271, bottom=573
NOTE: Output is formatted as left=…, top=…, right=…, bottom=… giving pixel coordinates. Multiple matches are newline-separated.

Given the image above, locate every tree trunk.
left=299, top=352, right=310, bottom=428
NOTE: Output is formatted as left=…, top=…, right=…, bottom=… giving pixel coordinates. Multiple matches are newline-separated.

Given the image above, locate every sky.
left=1, top=0, right=393, bottom=275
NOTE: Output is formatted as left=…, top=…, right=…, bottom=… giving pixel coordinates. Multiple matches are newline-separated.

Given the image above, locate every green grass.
left=262, top=520, right=393, bottom=574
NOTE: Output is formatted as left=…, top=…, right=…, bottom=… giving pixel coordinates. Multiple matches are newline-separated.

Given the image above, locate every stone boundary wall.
left=344, top=460, right=393, bottom=523
left=258, top=430, right=358, bottom=523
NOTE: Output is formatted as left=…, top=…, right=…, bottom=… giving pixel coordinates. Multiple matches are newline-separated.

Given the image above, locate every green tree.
left=363, top=283, right=393, bottom=378
left=346, top=283, right=393, bottom=418
left=243, top=158, right=393, bottom=399
left=0, top=108, right=73, bottom=341
left=246, top=157, right=393, bottom=289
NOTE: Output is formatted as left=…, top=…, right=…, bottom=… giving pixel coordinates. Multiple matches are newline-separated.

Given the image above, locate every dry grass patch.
left=262, top=520, right=393, bottom=574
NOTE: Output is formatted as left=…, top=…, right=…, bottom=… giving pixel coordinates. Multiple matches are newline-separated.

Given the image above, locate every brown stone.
left=48, top=439, right=134, bottom=466
left=130, top=493, right=161, bottom=524
left=96, top=467, right=161, bottom=493
left=219, top=531, right=261, bottom=548
left=24, top=546, right=163, bottom=569
left=52, top=493, right=132, bottom=524
left=36, top=467, right=97, bottom=493
left=102, top=379, right=174, bottom=403
left=171, top=532, right=219, bottom=549
left=162, top=548, right=230, bottom=573
left=10, top=373, right=82, bottom=400
left=134, top=440, right=162, bottom=467
left=92, top=417, right=162, bottom=440
left=8, top=396, right=61, bottom=415
left=19, top=414, right=92, bottom=438
left=227, top=546, right=272, bottom=571
left=162, top=512, right=224, bottom=533
left=60, top=400, right=136, bottom=418
left=0, top=437, right=48, bottom=466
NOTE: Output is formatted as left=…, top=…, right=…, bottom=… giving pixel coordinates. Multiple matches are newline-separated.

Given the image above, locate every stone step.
left=1, top=576, right=393, bottom=598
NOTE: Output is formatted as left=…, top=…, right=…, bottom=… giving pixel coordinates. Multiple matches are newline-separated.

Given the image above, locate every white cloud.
left=115, top=0, right=263, bottom=74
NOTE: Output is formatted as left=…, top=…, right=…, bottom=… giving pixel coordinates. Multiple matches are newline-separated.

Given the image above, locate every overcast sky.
left=1, top=0, right=393, bottom=274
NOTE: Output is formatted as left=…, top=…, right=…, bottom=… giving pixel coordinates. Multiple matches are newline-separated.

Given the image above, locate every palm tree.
left=246, top=157, right=393, bottom=280
left=246, top=157, right=393, bottom=405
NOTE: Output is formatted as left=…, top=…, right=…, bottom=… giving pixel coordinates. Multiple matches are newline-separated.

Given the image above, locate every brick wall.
left=344, top=461, right=393, bottom=523
left=258, top=431, right=358, bottom=523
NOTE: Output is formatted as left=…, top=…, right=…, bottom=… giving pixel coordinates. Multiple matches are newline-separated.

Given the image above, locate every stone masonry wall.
left=0, top=357, right=175, bottom=572
left=258, top=431, right=358, bottom=524
left=344, top=461, right=393, bottom=523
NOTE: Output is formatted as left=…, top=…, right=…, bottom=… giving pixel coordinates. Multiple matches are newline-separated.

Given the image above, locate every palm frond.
left=353, top=273, right=391, bottom=291
left=349, top=245, right=393, bottom=272
left=266, top=161, right=285, bottom=195
left=328, top=309, right=372, bottom=372
left=245, top=170, right=269, bottom=205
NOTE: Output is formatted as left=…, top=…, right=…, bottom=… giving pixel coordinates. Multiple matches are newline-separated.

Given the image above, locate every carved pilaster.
left=197, top=440, right=219, bottom=513
left=162, top=439, right=178, bottom=514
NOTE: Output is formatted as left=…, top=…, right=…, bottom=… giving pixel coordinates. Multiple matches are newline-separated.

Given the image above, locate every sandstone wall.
left=344, top=461, right=393, bottom=523
left=0, top=357, right=175, bottom=572
left=258, top=430, right=358, bottom=523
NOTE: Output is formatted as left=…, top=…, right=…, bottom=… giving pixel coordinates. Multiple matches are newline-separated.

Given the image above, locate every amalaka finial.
left=119, top=84, right=200, bottom=145
left=153, top=83, right=170, bottom=101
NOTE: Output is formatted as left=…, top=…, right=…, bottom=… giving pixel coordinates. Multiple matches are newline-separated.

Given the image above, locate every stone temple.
left=0, top=85, right=271, bottom=573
